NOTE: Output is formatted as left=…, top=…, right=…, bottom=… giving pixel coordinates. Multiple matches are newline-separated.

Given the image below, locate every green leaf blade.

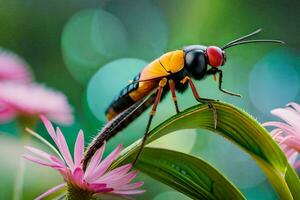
left=130, top=148, right=246, bottom=200
left=112, top=101, right=299, bottom=199
left=285, top=164, right=300, bottom=200
left=147, top=102, right=287, bottom=172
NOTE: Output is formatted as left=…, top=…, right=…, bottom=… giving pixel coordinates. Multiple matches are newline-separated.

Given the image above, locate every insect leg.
left=217, top=70, right=242, bottom=97
left=133, top=78, right=167, bottom=165
left=188, top=77, right=218, bottom=128
left=168, top=79, right=180, bottom=114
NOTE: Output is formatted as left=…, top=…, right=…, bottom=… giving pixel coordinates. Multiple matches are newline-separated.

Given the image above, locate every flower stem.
left=13, top=115, right=37, bottom=200
left=13, top=159, right=26, bottom=200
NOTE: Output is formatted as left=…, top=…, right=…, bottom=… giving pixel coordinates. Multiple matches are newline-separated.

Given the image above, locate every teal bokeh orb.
left=62, top=9, right=107, bottom=84
left=249, top=48, right=300, bottom=116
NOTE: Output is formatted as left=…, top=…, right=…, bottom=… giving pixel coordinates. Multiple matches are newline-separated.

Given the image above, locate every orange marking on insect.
left=213, top=74, right=217, bottom=81
left=180, top=76, right=190, bottom=84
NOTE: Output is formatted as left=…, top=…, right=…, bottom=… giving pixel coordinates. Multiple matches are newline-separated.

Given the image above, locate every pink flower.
left=263, top=102, right=300, bottom=170
left=0, top=82, right=73, bottom=124
left=0, top=48, right=33, bottom=83
left=24, top=116, right=144, bottom=200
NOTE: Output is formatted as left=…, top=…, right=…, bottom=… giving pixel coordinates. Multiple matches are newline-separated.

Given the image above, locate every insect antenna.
left=222, top=39, right=284, bottom=50
left=221, top=28, right=262, bottom=49
left=221, top=28, right=284, bottom=50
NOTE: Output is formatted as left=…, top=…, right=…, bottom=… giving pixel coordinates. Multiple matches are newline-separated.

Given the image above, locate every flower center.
left=67, top=184, right=94, bottom=200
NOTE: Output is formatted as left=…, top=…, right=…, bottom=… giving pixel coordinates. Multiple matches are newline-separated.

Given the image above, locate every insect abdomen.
left=105, top=73, right=140, bottom=121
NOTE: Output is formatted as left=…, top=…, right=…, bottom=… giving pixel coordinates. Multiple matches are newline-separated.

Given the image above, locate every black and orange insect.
left=83, top=29, right=283, bottom=169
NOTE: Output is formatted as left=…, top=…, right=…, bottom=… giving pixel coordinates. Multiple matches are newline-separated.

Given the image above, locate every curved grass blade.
left=285, top=164, right=300, bottom=200
left=111, top=102, right=300, bottom=199
left=124, top=147, right=246, bottom=200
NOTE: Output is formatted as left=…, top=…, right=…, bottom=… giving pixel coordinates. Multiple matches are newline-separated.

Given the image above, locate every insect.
left=83, top=29, right=283, bottom=169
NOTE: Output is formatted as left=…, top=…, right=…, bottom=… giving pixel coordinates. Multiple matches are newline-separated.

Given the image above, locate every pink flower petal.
left=25, top=146, right=54, bottom=160
left=25, top=127, right=64, bottom=161
left=34, top=183, right=66, bottom=200
left=24, top=146, right=66, bottom=169
left=280, top=144, right=292, bottom=154
left=47, top=113, right=73, bottom=125
left=286, top=102, right=300, bottom=114
left=57, top=168, right=69, bottom=178
left=49, top=156, right=66, bottom=168
left=263, top=122, right=298, bottom=136
left=107, top=170, right=139, bottom=189
left=95, top=164, right=132, bottom=183
left=280, top=136, right=300, bottom=152
left=284, top=147, right=295, bottom=157
left=74, top=130, right=84, bottom=167
left=0, top=105, right=16, bottom=123
left=23, top=117, right=144, bottom=197
left=0, top=49, right=33, bottom=83
left=96, top=188, right=114, bottom=193
left=23, top=155, right=60, bottom=168
left=56, top=127, right=74, bottom=170
left=88, top=183, right=107, bottom=191
left=287, top=151, right=298, bottom=166
left=271, top=107, right=300, bottom=133
left=40, top=115, right=58, bottom=145
left=274, top=136, right=285, bottom=143
left=270, top=128, right=283, bottom=139
left=85, top=143, right=106, bottom=179
left=119, top=182, right=144, bottom=190
left=0, top=83, right=73, bottom=125
left=72, top=167, right=84, bottom=186
left=88, top=144, right=122, bottom=182
left=293, top=160, right=300, bottom=169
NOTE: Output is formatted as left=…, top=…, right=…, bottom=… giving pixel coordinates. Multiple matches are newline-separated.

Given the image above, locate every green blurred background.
left=0, top=0, right=299, bottom=199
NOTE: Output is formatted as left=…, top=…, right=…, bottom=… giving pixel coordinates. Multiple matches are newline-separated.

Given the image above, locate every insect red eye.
left=206, top=46, right=223, bottom=67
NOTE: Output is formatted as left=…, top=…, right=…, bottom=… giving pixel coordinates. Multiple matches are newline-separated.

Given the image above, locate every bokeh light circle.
left=91, top=9, right=128, bottom=58
left=106, top=0, right=168, bottom=60
left=62, top=9, right=107, bottom=83
left=62, top=0, right=168, bottom=84
left=249, top=48, right=300, bottom=116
